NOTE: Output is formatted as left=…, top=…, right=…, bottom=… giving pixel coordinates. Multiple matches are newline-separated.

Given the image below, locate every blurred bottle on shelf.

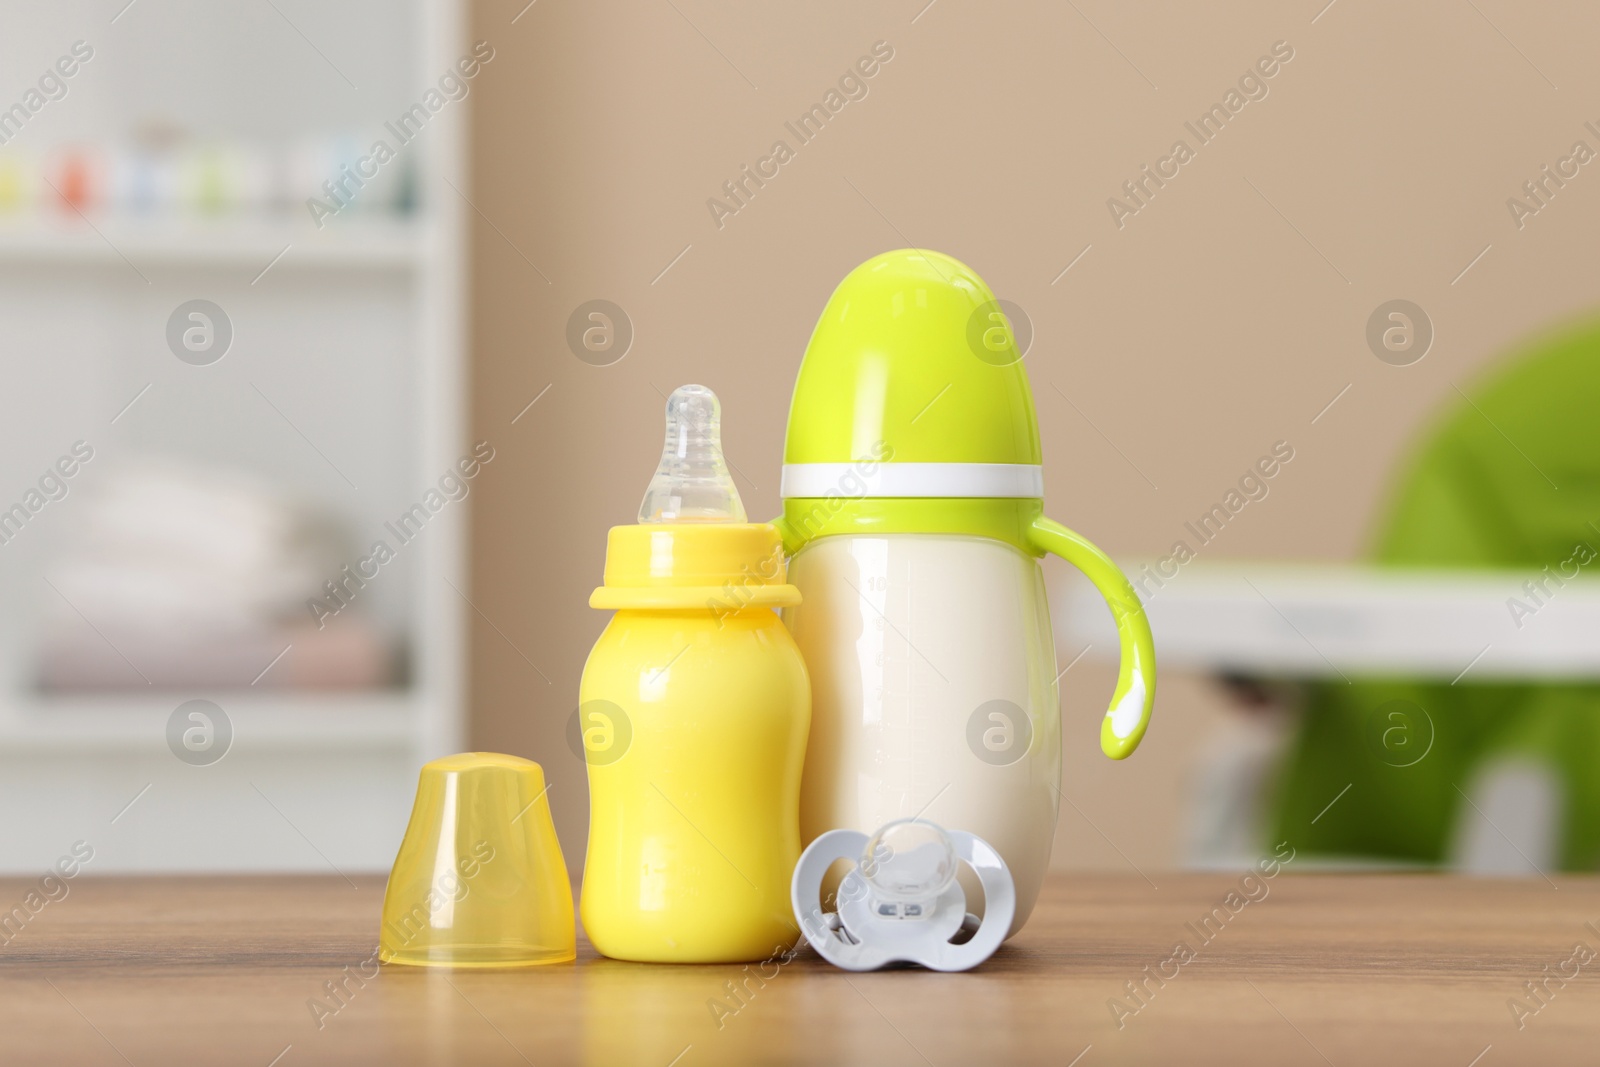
left=0, top=151, right=34, bottom=215
left=44, top=144, right=105, bottom=216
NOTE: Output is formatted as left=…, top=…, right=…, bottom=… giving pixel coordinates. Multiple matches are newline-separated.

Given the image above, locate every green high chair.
left=1271, top=317, right=1600, bottom=869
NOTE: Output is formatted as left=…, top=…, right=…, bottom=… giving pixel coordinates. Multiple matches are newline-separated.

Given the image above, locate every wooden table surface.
left=5, top=871, right=1599, bottom=1065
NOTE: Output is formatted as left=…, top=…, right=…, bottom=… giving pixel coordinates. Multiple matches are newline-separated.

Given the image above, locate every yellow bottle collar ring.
left=589, top=522, right=801, bottom=612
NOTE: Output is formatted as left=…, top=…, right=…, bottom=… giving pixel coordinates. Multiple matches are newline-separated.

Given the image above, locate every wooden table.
left=5, top=872, right=1598, bottom=1065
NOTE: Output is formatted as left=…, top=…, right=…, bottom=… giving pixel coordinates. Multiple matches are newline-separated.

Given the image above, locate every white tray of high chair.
left=1054, top=563, right=1600, bottom=680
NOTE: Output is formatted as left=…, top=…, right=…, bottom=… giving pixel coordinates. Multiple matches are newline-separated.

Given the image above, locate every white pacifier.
left=790, top=818, right=1015, bottom=972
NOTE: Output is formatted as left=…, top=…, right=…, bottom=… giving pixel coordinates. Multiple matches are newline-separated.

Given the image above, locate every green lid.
left=783, top=249, right=1041, bottom=467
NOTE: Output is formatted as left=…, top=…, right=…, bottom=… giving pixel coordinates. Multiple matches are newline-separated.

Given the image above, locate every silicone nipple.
left=638, top=384, right=747, bottom=523
left=862, top=819, right=958, bottom=904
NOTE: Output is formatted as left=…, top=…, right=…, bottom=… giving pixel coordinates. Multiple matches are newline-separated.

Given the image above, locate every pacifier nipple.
left=638, top=384, right=747, bottom=523
left=862, top=819, right=957, bottom=915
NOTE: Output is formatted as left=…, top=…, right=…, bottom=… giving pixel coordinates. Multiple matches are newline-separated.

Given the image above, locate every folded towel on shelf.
left=39, top=456, right=396, bottom=691
left=37, top=615, right=391, bottom=690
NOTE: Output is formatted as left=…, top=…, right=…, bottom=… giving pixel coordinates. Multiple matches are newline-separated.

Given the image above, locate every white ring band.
left=780, top=462, right=1044, bottom=499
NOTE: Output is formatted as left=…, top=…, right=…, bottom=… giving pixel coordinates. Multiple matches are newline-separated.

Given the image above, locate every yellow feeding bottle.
left=579, top=384, right=810, bottom=963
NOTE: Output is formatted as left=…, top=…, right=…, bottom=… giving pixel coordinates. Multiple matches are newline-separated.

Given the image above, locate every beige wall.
left=465, top=0, right=1600, bottom=870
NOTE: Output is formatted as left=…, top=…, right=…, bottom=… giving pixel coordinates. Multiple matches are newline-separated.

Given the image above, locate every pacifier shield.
left=791, top=818, right=1015, bottom=972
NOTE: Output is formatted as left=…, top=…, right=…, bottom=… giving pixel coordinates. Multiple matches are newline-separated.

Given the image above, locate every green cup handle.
left=1028, top=515, right=1155, bottom=759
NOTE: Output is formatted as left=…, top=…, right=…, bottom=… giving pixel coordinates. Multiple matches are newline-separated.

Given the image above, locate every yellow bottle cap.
left=380, top=753, right=576, bottom=968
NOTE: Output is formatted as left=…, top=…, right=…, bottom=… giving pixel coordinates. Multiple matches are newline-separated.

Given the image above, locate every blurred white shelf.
left=1056, top=563, right=1600, bottom=679
left=0, top=691, right=419, bottom=750
left=0, top=218, right=428, bottom=268
left=0, top=0, right=466, bottom=872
